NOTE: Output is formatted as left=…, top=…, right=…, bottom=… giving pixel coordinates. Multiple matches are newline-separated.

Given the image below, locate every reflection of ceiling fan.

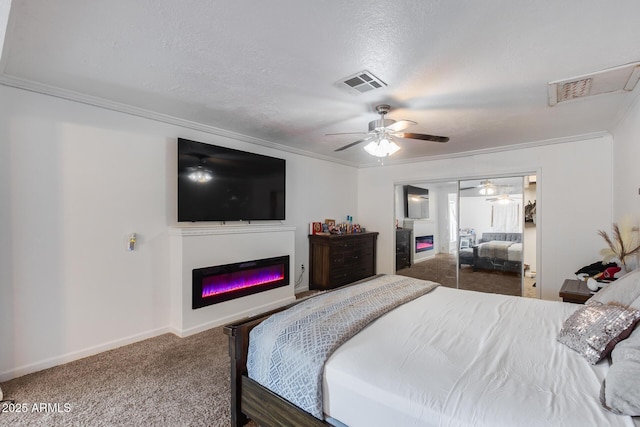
left=182, top=153, right=214, bottom=183
left=460, top=179, right=498, bottom=195
left=328, top=104, right=449, bottom=156
left=486, top=193, right=518, bottom=203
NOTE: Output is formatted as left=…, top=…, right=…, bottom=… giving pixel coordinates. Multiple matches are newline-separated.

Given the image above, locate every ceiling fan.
left=328, top=104, right=449, bottom=156
left=459, top=179, right=498, bottom=195
left=486, top=194, right=518, bottom=203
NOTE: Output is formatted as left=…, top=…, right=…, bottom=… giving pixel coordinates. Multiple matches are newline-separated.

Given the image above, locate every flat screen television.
left=177, top=138, right=286, bottom=222
left=404, top=185, right=429, bottom=219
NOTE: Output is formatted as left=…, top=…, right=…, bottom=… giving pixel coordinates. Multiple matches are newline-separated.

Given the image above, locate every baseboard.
left=0, top=326, right=171, bottom=382
left=0, top=297, right=297, bottom=382
left=171, top=295, right=296, bottom=338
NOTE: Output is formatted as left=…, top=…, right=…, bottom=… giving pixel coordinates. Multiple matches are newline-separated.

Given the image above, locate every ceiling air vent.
left=337, top=70, right=387, bottom=95
left=548, top=62, right=640, bottom=106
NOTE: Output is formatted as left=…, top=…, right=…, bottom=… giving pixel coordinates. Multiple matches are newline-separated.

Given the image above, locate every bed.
left=471, top=232, right=522, bottom=273
left=224, top=274, right=640, bottom=427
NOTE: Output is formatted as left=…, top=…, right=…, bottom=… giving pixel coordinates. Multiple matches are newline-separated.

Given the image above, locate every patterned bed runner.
left=247, top=274, right=439, bottom=419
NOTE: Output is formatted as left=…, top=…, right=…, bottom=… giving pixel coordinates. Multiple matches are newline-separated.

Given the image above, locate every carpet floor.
left=396, top=253, right=537, bottom=298
left=0, top=327, right=233, bottom=426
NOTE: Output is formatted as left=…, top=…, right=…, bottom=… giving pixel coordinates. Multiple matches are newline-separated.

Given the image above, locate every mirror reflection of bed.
left=394, top=175, right=537, bottom=298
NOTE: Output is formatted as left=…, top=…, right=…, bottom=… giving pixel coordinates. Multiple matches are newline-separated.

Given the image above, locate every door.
left=458, top=176, right=525, bottom=296
left=394, top=175, right=537, bottom=298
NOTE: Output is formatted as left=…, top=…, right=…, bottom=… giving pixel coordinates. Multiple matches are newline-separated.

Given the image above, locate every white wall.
left=357, top=135, right=614, bottom=301
left=459, top=197, right=492, bottom=236
left=613, top=95, right=640, bottom=220
left=0, top=85, right=357, bottom=381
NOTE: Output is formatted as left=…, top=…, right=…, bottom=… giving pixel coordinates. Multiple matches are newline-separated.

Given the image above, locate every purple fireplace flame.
left=415, top=235, right=434, bottom=253
left=201, top=265, right=285, bottom=298
left=193, top=255, right=289, bottom=309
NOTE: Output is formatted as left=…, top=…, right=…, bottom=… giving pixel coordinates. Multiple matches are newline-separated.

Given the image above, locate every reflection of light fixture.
left=188, top=167, right=213, bottom=183
left=478, top=180, right=496, bottom=195
left=363, top=134, right=401, bottom=157
left=496, top=194, right=511, bottom=204
left=487, top=193, right=516, bottom=204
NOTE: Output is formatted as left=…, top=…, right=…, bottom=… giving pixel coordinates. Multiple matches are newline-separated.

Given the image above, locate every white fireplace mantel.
left=168, top=223, right=295, bottom=236
left=169, top=224, right=296, bottom=336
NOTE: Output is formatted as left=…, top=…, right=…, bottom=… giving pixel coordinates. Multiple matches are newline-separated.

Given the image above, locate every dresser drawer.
left=332, top=237, right=373, bottom=253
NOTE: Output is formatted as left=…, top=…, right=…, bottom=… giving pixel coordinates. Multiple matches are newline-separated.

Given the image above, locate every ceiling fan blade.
left=334, top=137, right=373, bottom=152
left=385, top=120, right=416, bottom=132
left=401, top=132, right=449, bottom=143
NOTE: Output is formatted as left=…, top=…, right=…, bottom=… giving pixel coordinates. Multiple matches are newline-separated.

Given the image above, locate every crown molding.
left=0, top=74, right=359, bottom=168
left=0, top=73, right=611, bottom=170
left=358, top=131, right=612, bottom=168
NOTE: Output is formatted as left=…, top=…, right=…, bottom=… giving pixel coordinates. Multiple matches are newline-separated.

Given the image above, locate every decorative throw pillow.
left=600, top=327, right=640, bottom=415
left=557, top=301, right=640, bottom=364
left=588, top=268, right=640, bottom=307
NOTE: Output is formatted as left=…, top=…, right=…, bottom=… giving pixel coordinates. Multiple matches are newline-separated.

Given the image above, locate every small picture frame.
left=324, top=219, right=335, bottom=226
left=310, top=222, right=323, bottom=234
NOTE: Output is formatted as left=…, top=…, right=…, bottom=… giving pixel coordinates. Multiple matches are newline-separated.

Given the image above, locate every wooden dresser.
left=308, top=232, right=378, bottom=291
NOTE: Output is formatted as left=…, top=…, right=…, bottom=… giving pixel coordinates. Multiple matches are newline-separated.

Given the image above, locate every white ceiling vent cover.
left=548, top=62, right=640, bottom=106
left=337, top=70, right=387, bottom=95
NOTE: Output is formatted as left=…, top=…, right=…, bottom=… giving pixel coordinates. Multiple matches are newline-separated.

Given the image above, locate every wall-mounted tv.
left=177, top=138, right=286, bottom=222
left=404, top=185, right=429, bottom=219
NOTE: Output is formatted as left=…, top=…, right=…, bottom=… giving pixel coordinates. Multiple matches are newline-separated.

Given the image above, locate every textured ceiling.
left=2, top=0, right=640, bottom=166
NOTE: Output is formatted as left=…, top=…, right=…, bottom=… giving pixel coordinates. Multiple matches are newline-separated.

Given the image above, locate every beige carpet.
left=396, top=253, right=537, bottom=298
left=0, top=327, right=233, bottom=426
left=0, top=269, right=536, bottom=427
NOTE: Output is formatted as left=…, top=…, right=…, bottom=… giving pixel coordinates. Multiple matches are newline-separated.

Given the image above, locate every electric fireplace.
left=192, top=255, right=289, bottom=309
left=415, top=235, right=434, bottom=253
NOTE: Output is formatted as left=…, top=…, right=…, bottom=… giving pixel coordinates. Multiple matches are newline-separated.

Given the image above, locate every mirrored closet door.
left=458, top=177, right=525, bottom=296
left=394, top=175, right=537, bottom=298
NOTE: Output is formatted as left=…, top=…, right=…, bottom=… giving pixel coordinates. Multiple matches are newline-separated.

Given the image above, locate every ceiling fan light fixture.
left=364, top=136, right=401, bottom=157
left=478, top=180, right=496, bottom=195
left=479, top=187, right=494, bottom=196
left=330, top=104, right=448, bottom=153
left=188, top=167, right=213, bottom=183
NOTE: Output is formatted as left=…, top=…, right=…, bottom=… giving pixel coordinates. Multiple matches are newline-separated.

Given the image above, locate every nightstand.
left=559, top=279, right=593, bottom=304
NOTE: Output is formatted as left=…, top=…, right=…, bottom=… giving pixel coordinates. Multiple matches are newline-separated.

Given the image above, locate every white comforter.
left=323, top=285, right=634, bottom=427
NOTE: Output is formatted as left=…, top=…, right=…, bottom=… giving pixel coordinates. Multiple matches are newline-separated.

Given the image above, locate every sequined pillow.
left=557, top=301, right=640, bottom=364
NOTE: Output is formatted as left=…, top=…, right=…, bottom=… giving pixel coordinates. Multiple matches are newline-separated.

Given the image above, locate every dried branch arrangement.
left=598, top=217, right=640, bottom=268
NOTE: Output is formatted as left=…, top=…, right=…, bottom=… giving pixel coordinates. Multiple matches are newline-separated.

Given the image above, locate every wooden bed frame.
left=224, top=300, right=331, bottom=427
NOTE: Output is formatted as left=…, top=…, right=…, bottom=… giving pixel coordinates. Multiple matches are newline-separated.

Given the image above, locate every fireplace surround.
left=169, top=225, right=296, bottom=337
left=403, top=219, right=436, bottom=263
left=415, top=235, right=434, bottom=253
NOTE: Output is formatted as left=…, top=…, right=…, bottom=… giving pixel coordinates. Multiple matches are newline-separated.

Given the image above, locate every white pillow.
left=589, top=268, right=640, bottom=307
left=601, top=326, right=640, bottom=415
